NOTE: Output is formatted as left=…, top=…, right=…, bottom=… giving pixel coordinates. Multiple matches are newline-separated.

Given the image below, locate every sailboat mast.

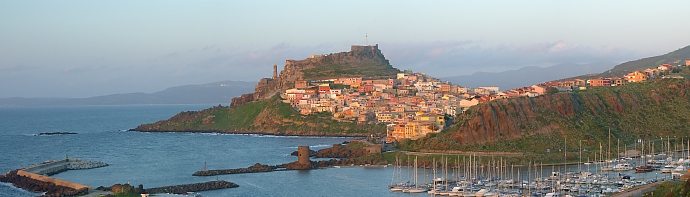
left=579, top=140, right=582, bottom=172
left=608, top=128, right=611, bottom=162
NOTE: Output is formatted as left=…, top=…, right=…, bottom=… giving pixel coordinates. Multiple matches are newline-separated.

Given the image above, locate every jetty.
left=23, top=158, right=108, bottom=176
left=0, top=158, right=108, bottom=196
left=193, top=163, right=276, bottom=176
left=145, top=180, right=238, bottom=194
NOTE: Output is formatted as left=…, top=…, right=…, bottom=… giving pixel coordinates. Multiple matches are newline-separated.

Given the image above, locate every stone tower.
left=297, top=145, right=311, bottom=165
left=272, top=64, right=278, bottom=79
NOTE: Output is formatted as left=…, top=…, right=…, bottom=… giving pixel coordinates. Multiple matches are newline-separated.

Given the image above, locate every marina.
left=388, top=136, right=690, bottom=196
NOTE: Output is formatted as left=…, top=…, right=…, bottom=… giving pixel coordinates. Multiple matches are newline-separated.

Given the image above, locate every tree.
left=546, top=87, right=559, bottom=95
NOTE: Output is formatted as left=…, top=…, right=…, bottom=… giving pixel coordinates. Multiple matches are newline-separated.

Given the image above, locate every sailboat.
left=389, top=156, right=410, bottom=192
left=636, top=139, right=654, bottom=173
left=403, top=156, right=428, bottom=193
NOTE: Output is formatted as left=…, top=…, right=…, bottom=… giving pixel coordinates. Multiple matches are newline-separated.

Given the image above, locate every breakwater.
left=0, top=158, right=107, bottom=196
left=23, top=158, right=108, bottom=176
left=145, top=180, right=238, bottom=194
left=193, top=163, right=275, bottom=176
left=0, top=170, right=88, bottom=196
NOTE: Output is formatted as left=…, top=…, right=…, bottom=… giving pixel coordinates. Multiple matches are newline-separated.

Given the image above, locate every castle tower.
left=297, top=145, right=311, bottom=165
left=272, top=64, right=278, bottom=79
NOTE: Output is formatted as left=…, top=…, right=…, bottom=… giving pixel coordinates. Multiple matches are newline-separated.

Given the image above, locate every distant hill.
left=598, top=45, right=690, bottom=77
left=442, top=62, right=611, bottom=89
left=0, top=80, right=255, bottom=106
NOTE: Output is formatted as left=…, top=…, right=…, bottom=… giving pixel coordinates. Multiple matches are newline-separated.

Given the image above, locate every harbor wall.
left=16, top=170, right=89, bottom=192
left=23, top=159, right=108, bottom=176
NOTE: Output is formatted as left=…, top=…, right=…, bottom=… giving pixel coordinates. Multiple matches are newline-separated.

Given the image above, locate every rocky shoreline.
left=130, top=128, right=370, bottom=137
left=194, top=143, right=387, bottom=176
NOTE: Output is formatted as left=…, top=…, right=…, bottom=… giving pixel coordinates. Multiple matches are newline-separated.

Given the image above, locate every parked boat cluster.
left=389, top=136, right=690, bottom=196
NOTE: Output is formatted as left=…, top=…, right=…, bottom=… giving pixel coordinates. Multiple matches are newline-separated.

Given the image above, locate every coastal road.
left=612, top=181, right=662, bottom=197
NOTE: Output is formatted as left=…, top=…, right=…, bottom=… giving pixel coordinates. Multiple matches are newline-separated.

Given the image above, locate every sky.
left=2, top=0, right=690, bottom=98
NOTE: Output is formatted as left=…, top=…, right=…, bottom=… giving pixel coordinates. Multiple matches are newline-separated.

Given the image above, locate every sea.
left=0, top=105, right=424, bottom=197
left=0, top=105, right=672, bottom=197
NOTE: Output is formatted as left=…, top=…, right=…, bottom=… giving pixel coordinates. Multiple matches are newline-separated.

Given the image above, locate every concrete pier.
left=23, top=158, right=108, bottom=176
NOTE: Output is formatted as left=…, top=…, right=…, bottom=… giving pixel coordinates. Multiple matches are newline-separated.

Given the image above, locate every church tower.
left=272, top=64, right=278, bottom=79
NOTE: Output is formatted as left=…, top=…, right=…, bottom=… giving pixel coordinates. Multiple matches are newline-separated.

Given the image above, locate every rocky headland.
left=134, top=45, right=396, bottom=136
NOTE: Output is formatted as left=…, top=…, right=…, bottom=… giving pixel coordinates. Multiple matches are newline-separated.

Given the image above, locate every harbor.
left=388, top=137, right=690, bottom=196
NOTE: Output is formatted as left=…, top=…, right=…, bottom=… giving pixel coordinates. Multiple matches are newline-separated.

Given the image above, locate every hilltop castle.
left=231, top=45, right=392, bottom=107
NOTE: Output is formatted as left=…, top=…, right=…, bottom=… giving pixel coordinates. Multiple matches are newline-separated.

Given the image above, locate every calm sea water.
left=0, top=105, right=421, bottom=197
left=1, top=105, right=669, bottom=197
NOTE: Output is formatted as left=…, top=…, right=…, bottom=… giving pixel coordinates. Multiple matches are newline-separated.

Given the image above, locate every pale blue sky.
left=2, top=0, right=690, bottom=97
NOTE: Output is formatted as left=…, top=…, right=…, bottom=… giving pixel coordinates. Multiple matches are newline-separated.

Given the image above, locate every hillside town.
left=537, top=61, right=689, bottom=91
left=280, top=59, right=690, bottom=143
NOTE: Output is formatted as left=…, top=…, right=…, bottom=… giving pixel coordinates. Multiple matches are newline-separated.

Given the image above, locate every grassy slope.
left=302, top=61, right=399, bottom=80
left=399, top=69, right=690, bottom=163
left=650, top=180, right=690, bottom=197
left=136, top=95, right=385, bottom=136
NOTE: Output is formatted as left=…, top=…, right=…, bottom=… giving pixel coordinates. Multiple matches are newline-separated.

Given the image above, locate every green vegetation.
left=302, top=61, right=399, bottom=80
left=399, top=78, right=690, bottom=164
left=137, top=95, right=385, bottom=136
left=112, top=192, right=140, bottom=197
left=649, top=180, right=690, bottom=197
left=211, top=98, right=268, bottom=130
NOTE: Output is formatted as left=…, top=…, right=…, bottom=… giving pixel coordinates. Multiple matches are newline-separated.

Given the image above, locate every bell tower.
left=272, top=64, right=278, bottom=79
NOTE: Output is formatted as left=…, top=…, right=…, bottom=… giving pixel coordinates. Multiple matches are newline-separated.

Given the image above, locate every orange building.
left=438, top=84, right=451, bottom=92
left=588, top=78, right=611, bottom=87
left=686, top=59, right=690, bottom=66
left=334, top=77, right=362, bottom=88
left=625, top=71, right=647, bottom=83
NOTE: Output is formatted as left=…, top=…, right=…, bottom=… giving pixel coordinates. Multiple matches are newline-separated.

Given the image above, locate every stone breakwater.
left=193, top=159, right=387, bottom=177
left=193, top=163, right=274, bottom=176
left=145, top=180, right=238, bottom=194
left=23, top=158, right=108, bottom=176
left=0, top=158, right=108, bottom=196
left=0, top=170, right=88, bottom=197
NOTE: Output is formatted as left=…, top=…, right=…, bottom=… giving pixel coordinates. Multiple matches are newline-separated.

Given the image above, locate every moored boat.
left=635, top=165, right=653, bottom=173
